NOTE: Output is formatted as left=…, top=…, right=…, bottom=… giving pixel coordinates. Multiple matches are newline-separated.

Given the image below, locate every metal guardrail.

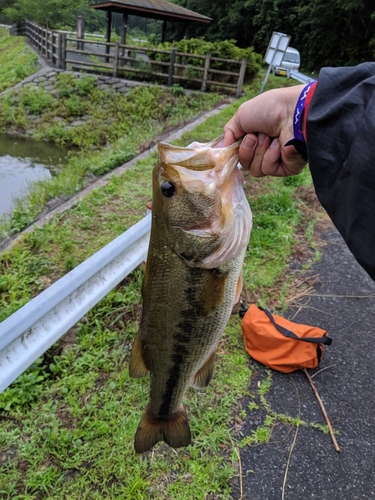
left=289, top=69, right=316, bottom=84
left=0, top=213, right=151, bottom=393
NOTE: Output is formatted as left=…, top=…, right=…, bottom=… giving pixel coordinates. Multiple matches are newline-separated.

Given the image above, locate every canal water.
left=0, top=134, right=69, bottom=217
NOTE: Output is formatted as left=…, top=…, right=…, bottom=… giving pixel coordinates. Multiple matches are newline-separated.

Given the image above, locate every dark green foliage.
left=173, top=0, right=375, bottom=72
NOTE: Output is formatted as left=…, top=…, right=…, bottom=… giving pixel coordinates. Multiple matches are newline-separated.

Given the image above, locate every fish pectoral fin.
left=234, top=268, right=243, bottom=304
left=191, top=351, right=216, bottom=389
left=134, top=404, right=191, bottom=453
left=129, top=330, right=149, bottom=378
left=198, top=270, right=227, bottom=316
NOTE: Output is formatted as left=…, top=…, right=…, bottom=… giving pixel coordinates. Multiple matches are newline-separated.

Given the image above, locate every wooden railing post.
left=236, top=58, right=247, bottom=98
left=43, top=27, right=47, bottom=56
left=38, top=25, right=42, bottom=52
left=113, top=41, right=120, bottom=77
left=77, top=14, right=85, bottom=51
left=58, top=33, right=67, bottom=70
left=168, top=49, right=176, bottom=87
left=201, top=52, right=211, bottom=92
left=51, top=32, right=56, bottom=65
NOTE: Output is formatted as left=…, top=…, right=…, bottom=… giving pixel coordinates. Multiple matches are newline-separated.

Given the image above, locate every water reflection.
left=0, top=135, right=69, bottom=216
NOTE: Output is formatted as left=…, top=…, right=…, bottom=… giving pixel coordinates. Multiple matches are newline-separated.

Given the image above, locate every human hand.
left=221, top=85, right=308, bottom=177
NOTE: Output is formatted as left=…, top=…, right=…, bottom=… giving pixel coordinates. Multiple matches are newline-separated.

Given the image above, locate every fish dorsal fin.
left=129, top=330, right=149, bottom=378
left=191, top=350, right=216, bottom=389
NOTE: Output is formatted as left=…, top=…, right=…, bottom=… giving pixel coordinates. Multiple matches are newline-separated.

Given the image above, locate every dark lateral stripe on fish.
left=157, top=271, right=220, bottom=415
left=158, top=348, right=188, bottom=418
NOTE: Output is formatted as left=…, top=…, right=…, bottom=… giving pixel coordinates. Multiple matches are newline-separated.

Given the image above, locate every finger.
left=222, top=128, right=239, bottom=147
left=237, top=134, right=257, bottom=169
left=261, top=139, right=307, bottom=177
left=246, top=133, right=272, bottom=177
left=223, top=115, right=247, bottom=146
left=281, top=146, right=308, bottom=175
left=260, top=138, right=286, bottom=176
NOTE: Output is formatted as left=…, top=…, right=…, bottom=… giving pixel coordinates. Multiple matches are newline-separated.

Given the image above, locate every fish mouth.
left=158, top=135, right=242, bottom=173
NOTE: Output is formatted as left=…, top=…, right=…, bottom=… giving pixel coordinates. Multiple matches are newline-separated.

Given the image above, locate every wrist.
left=284, top=81, right=316, bottom=161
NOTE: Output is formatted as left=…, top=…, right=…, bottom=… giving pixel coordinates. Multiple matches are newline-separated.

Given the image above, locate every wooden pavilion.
left=90, top=0, right=212, bottom=46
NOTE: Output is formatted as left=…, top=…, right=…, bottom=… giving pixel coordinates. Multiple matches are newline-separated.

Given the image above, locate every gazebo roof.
left=91, top=0, right=212, bottom=23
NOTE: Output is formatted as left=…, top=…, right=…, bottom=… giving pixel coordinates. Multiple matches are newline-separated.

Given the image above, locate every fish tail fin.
left=134, top=404, right=191, bottom=453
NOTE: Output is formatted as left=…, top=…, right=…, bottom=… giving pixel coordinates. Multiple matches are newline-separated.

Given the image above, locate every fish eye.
left=161, top=181, right=175, bottom=197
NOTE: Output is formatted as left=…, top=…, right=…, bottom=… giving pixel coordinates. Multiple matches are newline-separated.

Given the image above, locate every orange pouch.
left=241, top=304, right=332, bottom=373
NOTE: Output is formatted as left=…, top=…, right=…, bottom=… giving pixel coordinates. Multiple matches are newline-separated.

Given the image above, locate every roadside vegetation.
left=0, top=28, right=40, bottom=92
left=0, top=69, right=327, bottom=498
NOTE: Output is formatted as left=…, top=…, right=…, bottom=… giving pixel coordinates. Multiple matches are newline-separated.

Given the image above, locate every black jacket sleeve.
left=306, top=62, right=375, bottom=281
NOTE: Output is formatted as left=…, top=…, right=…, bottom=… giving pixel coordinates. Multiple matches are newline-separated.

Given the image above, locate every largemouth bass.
left=129, top=136, right=252, bottom=453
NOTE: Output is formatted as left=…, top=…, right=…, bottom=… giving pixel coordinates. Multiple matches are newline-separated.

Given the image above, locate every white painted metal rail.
left=289, top=69, right=316, bottom=84
left=0, top=213, right=151, bottom=393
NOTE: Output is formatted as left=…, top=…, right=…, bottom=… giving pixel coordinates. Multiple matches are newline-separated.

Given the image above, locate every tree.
left=168, top=0, right=255, bottom=47
left=173, top=0, right=375, bottom=71
left=4, top=0, right=88, bottom=29
left=294, top=0, right=375, bottom=70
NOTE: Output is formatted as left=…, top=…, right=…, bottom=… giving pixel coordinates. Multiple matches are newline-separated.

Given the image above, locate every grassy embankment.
left=0, top=32, right=327, bottom=499
left=0, top=28, right=40, bottom=93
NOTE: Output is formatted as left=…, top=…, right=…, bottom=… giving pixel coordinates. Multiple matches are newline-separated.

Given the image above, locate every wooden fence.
left=10, top=21, right=247, bottom=97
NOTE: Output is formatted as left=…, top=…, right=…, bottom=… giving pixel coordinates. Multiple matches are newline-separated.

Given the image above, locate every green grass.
left=0, top=73, right=327, bottom=498
left=0, top=28, right=40, bottom=92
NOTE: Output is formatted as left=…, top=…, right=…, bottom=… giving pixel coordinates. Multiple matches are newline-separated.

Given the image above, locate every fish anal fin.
left=234, top=269, right=243, bottom=304
left=129, top=330, right=149, bottom=378
left=199, top=270, right=227, bottom=316
left=191, top=351, right=216, bottom=389
left=134, top=404, right=191, bottom=453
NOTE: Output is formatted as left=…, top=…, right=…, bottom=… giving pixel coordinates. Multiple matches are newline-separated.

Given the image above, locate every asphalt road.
left=233, top=225, right=375, bottom=500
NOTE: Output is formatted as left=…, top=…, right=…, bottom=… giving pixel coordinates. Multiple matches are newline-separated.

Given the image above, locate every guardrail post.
left=236, top=58, right=247, bottom=98
left=201, top=52, right=211, bottom=92
left=168, top=49, right=176, bottom=87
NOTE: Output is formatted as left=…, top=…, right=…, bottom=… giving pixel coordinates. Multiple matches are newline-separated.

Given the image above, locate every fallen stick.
left=228, top=432, right=244, bottom=500
left=303, top=368, right=341, bottom=453
left=282, top=377, right=301, bottom=500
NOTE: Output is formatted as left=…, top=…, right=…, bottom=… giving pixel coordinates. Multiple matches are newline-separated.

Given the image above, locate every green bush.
left=18, top=86, right=56, bottom=115
left=149, top=38, right=262, bottom=84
